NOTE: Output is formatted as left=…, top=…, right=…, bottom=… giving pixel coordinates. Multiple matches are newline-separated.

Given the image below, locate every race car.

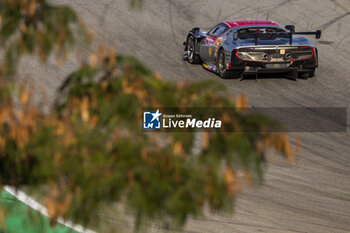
left=183, top=20, right=321, bottom=79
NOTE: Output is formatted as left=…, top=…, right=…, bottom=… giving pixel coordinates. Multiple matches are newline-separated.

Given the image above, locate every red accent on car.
left=223, top=20, right=279, bottom=28
left=297, top=46, right=314, bottom=60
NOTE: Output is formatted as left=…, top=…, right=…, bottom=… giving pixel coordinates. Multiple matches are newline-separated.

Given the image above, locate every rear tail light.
left=297, top=47, right=314, bottom=60
left=298, top=46, right=312, bottom=49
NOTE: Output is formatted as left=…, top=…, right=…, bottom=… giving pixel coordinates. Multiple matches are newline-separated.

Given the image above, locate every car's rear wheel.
left=217, top=49, right=241, bottom=79
left=187, top=36, right=201, bottom=64
left=308, top=68, right=315, bottom=78
left=299, top=68, right=316, bottom=79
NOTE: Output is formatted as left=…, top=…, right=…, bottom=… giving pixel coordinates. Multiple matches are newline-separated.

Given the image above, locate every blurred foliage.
left=0, top=0, right=294, bottom=232
left=0, top=0, right=89, bottom=75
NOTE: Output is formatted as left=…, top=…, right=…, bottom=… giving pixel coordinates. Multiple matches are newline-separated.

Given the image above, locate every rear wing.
left=236, top=29, right=322, bottom=45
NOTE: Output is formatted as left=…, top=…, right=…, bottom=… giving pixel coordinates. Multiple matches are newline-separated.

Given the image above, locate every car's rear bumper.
left=240, top=67, right=314, bottom=75
left=230, top=48, right=318, bottom=74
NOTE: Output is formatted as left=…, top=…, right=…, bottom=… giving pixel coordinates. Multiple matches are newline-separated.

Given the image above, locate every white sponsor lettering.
left=163, top=118, right=221, bottom=129
left=186, top=118, right=196, bottom=127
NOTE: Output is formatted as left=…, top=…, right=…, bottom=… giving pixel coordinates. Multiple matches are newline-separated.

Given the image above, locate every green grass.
left=0, top=189, right=76, bottom=233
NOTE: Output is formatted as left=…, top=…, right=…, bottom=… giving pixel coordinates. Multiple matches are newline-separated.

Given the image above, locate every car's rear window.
left=238, top=27, right=288, bottom=40
left=238, top=27, right=285, bottom=35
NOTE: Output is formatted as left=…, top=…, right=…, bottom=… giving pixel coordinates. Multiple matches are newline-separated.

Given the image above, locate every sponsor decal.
left=203, top=63, right=214, bottom=71
left=206, top=38, right=214, bottom=43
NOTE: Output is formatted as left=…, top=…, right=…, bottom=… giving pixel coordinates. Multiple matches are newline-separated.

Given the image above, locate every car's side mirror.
left=285, top=25, right=295, bottom=32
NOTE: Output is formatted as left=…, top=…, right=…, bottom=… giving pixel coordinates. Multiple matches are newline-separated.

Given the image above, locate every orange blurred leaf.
left=236, top=95, right=247, bottom=111
left=173, top=141, right=184, bottom=157
left=89, top=53, right=98, bottom=67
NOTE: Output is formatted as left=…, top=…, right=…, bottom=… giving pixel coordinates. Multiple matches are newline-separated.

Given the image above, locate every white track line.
left=3, top=186, right=96, bottom=233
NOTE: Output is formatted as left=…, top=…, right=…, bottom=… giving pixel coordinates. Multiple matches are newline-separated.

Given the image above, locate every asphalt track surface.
left=22, top=0, right=350, bottom=232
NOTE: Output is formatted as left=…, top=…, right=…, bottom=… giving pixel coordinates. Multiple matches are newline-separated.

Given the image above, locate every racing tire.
left=187, top=36, right=201, bottom=64
left=217, top=49, right=241, bottom=79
